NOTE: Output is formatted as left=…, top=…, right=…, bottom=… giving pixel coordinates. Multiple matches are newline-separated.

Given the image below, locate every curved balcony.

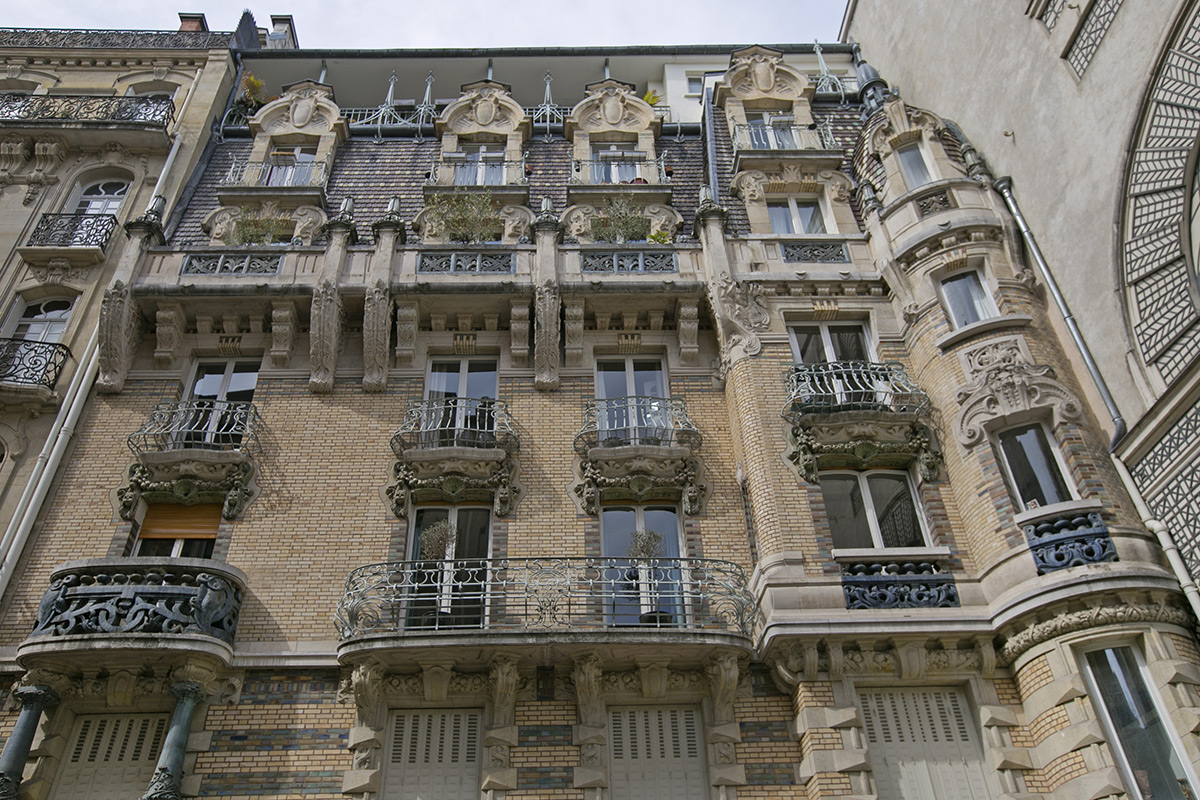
left=128, top=400, right=263, bottom=456
left=336, top=556, right=754, bottom=657
left=0, top=338, right=70, bottom=390
left=783, top=361, right=931, bottom=423
left=574, top=396, right=701, bottom=456
left=18, top=557, right=246, bottom=669
left=18, top=212, right=117, bottom=268
left=391, top=398, right=517, bottom=455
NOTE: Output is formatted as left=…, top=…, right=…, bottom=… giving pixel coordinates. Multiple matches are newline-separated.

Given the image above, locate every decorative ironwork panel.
left=0, top=338, right=70, bottom=389
left=181, top=253, right=283, bottom=276
left=914, top=190, right=954, bottom=217
left=0, top=29, right=233, bottom=49
left=127, top=400, right=263, bottom=456
left=30, top=561, right=243, bottom=644
left=25, top=213, right=117, bottom=248
left=1024, top=511, right=1117, bottom=574
left=1148, top=455, right=1200, bottom=579
left=1131, top=187, right=1183, bottom=238
left=1040, top=0, right=1066, bottom=31
left=784, top=361, right=931, bottom=418
left=781, top=241, right=850, bottom=263
left=425, top=157, right=527, bottom=186
left=1154, top=51, right=1200, bottom=110
left=391, top=397, right=518, bottom=455
left=580, top=251, right=678, bottom=273
left=573, top=396, right=702, bottom=455
left=417, top=251, right=514, bottom=274
left=1157, top=321, right=1200, bottom=384
left=570, top=155, right=669, bottom=185
left=1066, top=0, right=1123, bottom=75
left=1145, top=103, right=1200, bottom=150
left=1131, top=399, right=1200, bottom=488
left=1124, top=224, right=1181, bottom=285
left=1128, top=149, right=1187, bottom=197
left=334, top=556, right=754, bottom=638
left=0, top=94, right=174, bottom=127
left=1132, top=260, right=1197, bottom=361
left=841, top=560, right=959, bottom=610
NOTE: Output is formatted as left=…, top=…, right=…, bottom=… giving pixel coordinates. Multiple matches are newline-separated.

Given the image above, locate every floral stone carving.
left=117, top=460, right=256, bottom=521
left=571, top=451, right=710, bottom=517
left=385, top=454, right=521, bottom=519
left=787, top=419, right=941, bottom=484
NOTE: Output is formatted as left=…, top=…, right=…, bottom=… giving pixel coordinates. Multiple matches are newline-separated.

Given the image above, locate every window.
left=51, top=714, right=169, bottom=800
left=3, top=297, right=73, bottom=344
left=133, top=503, right=220, bottom=559
left=409, top=507, right=491, bottom=628
left=384, top=710, right=481, bottom=800
left=939, top=271, right=995, bottom=329
left=788, top=323, right=882, bottom=407
left=896, top=143, right=932, bottom=189
left=265, top=145, right=318, bottom=186
left=595, top=358, right=669, bottom=446
left=1083, top=647, right=1200, bottom=800
left=602, top=505, right=682, bottom=625
left=179, top=361, right=258, bottom=450
left=995, top=423, right=1072, bottom=510
left=451, top=143, right=505, bottom=186
left=591, top=142, right=643, bottom=184
left=685, top=75, right=704, bottom=96
left=768, top=198, right=827, bottom=235
left=0, top=297, right=74, bottom=385
left=608, top=707, right=708, bottom=798
left=789, top=323, right=869, bottom=364
left=73, top=179, right=128, bottom=216
left=822, top=470, right=926, bottom=550
left=745, top=111, right=796, bottom=149
left=422, top=360, right=498, bottom=448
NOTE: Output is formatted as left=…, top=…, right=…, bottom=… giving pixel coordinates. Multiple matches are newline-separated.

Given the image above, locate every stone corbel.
left=385, top=455, right=522, bottom=519
left=394, top=301, right=417, bottom=367
left=707, top=273, right=770, bottom=361
left=510, top=299, right=529, bottom=367
left=308, top=278, right=342, bottom=393
left=24, top=137, right=65, bottom=204
left=153, top=303, right=186, bottom=368
left=572, top=655, right=607, bottom=794
left=678, top=300, right=699, bottom=366
left=0, top=134, right=28, bottom=184
left=500, top=204, right=535, bottom=244
left=534, top=281, right=560, bottom=391
left=269, top=301, right=297, bottom=367
left=362, top=280, right=392, bottom=392
left=571, top=453, right=710, bottom=517
left=117, top=460, right=257, bottom=521
left=482, top=656, right=520, bottom=793
left=564, top=301, right=584, bottom=367
left=787, top=421, right=941, bottom=485
left=337, top=660, right=386, bottom=796
left=96, top=280, right=141, bottom=393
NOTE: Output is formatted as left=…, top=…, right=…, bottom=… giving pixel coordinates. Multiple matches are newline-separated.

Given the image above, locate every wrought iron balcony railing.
left=127, top=400, right=263, bottom=456
left=0, top=338, right=71, bottom=390
left=785, top=362, right=931, bottom=418
left=0, top=28, right=235, bottom=49
left=570, top=155, right=669, bottom=185
left=25, top=213, right=117, bottom=249
left=732, top=124, right=830, bottom=152
left=391, top=397, right=518, bottom=455
left=28, top=558, right=244, bottom=645
left=840, top=558, right=959, bottom=610
left=335, top=556, right=754, bottom=639
left=426, top=156, right=527, bottom=187
left=574, top=396, right=701, bottom=456
left=0, top=93, right=175, bottom=127
left=221, top=156, right=330, bottom=189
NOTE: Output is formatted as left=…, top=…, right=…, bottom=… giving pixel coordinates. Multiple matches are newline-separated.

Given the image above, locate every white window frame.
left=821, top=469, right=931, bottom=550
left=2, top=296, right=74, bottom=344
left=265, top=144, right=318, bottom=186
left=449, top=143, right=506, bottom=186
left=938, top=269, right=997, bottom=329
left=1078, top=643, right=1200, bottom=800
left=767, top=196, right=831, bottom=235
left=787, top=322, right=874, bottom=363
left=423, top=358, right=499, bottom=447
left=745, top=111, right=800, bottom=150
left=896, top=142, right=933, bottom=190
left=594, top=357, right=670, bottom=446
left=591, top=141, right=646, bottom=184
left=684, top=75, right=705, bottom=97
left=71, top=178, right=129, bottom=217
left=992, top=422, right=1076, bottom=511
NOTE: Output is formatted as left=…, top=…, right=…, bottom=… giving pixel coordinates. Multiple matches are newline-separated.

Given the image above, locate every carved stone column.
left=704, top=654, right=746, bottom=797
left=572, top=654, right=607, bottom=799
left=695, top=198, right=768, bottom=368
left=533, top=280, right=560, bottom=391
left=482, top=656, right=519, bottom=795
left=340, top=661, right=386, bottom=797
left=0, top=685, right=58, bottom=800
left=310, top=208, right=355, bottom=393
left=138, top=681, right=207, bottom=800
left=364, top=204, right=404, bottom=392
left=97, top=214, right=164, bottom=392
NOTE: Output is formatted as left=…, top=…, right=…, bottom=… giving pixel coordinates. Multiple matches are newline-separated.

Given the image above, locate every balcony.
left=128, top=400, right=263, bottom=457
left=731, top=122, right=842, bottom=172
left=391, top=398, right=517, bottom=455
left=784, top=362, right=931, bottom=421
left=18, top=557, right=246, bottom=668
left=424, top=155, right=528, bottom=204
left=217, top=156, right=331, bottom=207
left=838, top=554, right=959, bottom=610
left=568, top=155, right=671, bottom=204
left=0, top=93, right=175, bottom=147
left=417, top=250, right=515, bottom=274
left=0, top=339, right=70, bottom=389
left=17, top=212, right=117, bottom=268
left=574, top=397, right=701, bottom=456
left=1021, top=507, right=1117, bottom=575
left=335, top=556, right=754, bottom=655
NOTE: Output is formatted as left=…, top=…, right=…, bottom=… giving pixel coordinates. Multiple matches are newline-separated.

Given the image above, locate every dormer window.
left=265, top=145, right=318, bottom=187
left=896, top=143, right=932, bottom=190
left=768, top=199, right=827, bottom=235
left=745, top=111, right=797, bottom=150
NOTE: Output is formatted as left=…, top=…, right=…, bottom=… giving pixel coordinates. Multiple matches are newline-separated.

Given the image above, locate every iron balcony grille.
left=181, top=252, right=284, bottom=276
left=1023, top=510, right=1117, bottom=575
left=0, top=93, right=175, bottom=127
left=570, top=155, right=669, bottom=185
left=127, top=400, right=263, bottom=456
left=840, top=559, right=959, bottom=610
left=781, top=240, right=850, bottom=263
left=732, top=124, right=829, bottom=151
left=426, top=156, right=528, bottom=187
left=0, top=28, right=235, bottom=49
left=335, top=556, right=754, bottom=639
left=580, top=250, right=677, bottom=273
left=0, top=338, right=71, bottom=389
left=784, top=362, right=931, bottom=418
left=221, top=156, right=331, bottom=189
left=417, top=251, right=515, bottom=274
left=574, top=396, right=701, bottom=456
left=25, top=213, right=117, bottom=249
left=391, top=397, right=518, bottom=455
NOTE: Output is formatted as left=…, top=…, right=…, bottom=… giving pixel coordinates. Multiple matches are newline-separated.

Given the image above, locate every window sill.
left=936, top=315, right=1032, bottom=351
left=831, top=546, right=951, bottom=563
left=1012, top=498, right=1103, bottom=529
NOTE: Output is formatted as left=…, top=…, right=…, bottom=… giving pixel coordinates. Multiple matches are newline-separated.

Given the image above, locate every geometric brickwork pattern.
left=1066, top=0, right=1124, bottom=75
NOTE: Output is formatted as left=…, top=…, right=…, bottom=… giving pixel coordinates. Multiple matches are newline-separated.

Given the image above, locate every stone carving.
left=564, top=301, right=584, bottom=367
left=385, top=456, right=521, bottom=519
left=500, top=204, right=535, bottom=243
left=954, top=336, right=1082, bottom=447
left=97, top=279, right=140, bottom=393
left=201, top=203, right=326, bottom=247
left=153, top=303, right=185, bottom=368
left=309, top=279, right=341, bottom=393
left=678, top=301, right=699, bottom=366
left=0, top=134, right=28, bottom=183
left=1025, top=511, right=1117, bottom=574
left=118, top=460, right=256, bottom=521
left=707, top=272, right=770, bottom=360
left=251, top=80, right=344, bottom=139
left=724, top=45, right=811, bottom=101
left=507, top=299, right=529, bottom=367
left=339, top=660, right=387, bottom=729
left=534, top=281, right=560, bottom=391
left=572, top=453, right=710, bottom=517
left=26, top=137, right=66, bottom=204
left=645, top=204, right=683, bottom=238
left=1000, top=598, right=1192, bottom=664
left=491, top=656, right=519, bottom=728
left=394, top=302, right=417, bottom=367
left=787, top=421, right=941, bottom=484
left=270, top=301, right=297, bottom=368
left=841, top=560, right=960, bottom=610
left=27, top=257, right=92, bottom=285
left=706, top=654, right=739, bottom=725
left=568, top=79, right=657, bottom=135
left=362, top=280, right=391, bottom=392
left=561, top=204, right=599, bottom=243
left=730, top=171, right=765, bottom=202
left=868, top=98, right=945, bottom=158
left=439, top=80, right=529, bottom=136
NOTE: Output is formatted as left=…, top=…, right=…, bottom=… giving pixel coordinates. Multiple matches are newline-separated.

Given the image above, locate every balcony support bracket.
left=786, top=418, right=940, bottom=485
left=571, top=447, right=710, bottom=517
left=385, top=451, right=522, bottom=519
left=117, top=456, right=256, bottom=521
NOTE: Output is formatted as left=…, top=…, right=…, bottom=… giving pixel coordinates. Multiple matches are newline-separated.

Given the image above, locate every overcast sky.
left=5, top=1, right=850, bottom=49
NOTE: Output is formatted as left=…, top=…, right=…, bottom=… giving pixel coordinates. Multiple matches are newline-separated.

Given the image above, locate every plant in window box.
left=625, top=529, right=675, bottom=626
left=226, top=207, right=296, bottom=246
left=590, top=196, right=651, bottom=243
left=421, top=190, right=503, bottom=244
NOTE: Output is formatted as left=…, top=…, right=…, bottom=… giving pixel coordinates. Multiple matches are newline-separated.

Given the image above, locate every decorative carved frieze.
left=999, top=597, right=1192, bottom=664
left=385, top=454, right=522, bottom=519
left=559, top=202, right=683, bottom=245
left=97, top=279, right=140, bottom=393
left=362, top=280, right=391, bottom=392
left=18, top=664, right=241, bottom=707
left=309, top=279, right=341, bottom=393
left=723, top=45, right=811, bottom=103
left=732, top=167, right=852, bottom=201
left=786, top=419, right=941, bottom=484
left=772, top=638, right=995, bottom=686
left=534, top=281, right=560, bottom=391
left=571, top=450, right=710, bottom=517
left=26, top=257, right=93, bottom=285
left=201, top=202, right=326, bottom=246
left=867, top=98, right=946, bottom=159
left=954, top=336, right=1081, bottom=447
left=117, top=460, right=256, bottom=521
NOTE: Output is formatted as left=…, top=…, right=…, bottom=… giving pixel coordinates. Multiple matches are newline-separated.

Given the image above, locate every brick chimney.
left=177, top=13, right=209, bottom=32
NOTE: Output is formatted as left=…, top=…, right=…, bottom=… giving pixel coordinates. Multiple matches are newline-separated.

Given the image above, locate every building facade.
left=0, top=12, right=1195, bottom=800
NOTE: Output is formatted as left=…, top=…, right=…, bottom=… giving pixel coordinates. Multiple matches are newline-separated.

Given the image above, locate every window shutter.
left=859, top=688, right=997, bottom=800
left=608, top=707, right=708, bottom=800
left=384, top=710, right=480, bottom=800
left=51, top=714, right=168, bottom=800
left=137, top=504, right=221, bottom=539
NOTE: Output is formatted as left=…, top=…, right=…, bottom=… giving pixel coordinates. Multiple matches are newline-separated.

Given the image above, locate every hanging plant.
left=233, top=72, right=266, bottom=115
left=590, top=196, right=650, bottom=243
left=422, top=191, right=503, bottom=244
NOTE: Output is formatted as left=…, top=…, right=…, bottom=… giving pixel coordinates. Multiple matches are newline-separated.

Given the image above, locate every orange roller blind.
left=137, top=504, right=221, bottom=539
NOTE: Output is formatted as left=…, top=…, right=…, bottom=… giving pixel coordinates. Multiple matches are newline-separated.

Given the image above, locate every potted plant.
left=626, top=529, right=674, bottom=626
left=421, top=190, right=503, bottom=244
left=590, top=196, right=650, bottom=243
left=415, top=519, right=455, bottom=628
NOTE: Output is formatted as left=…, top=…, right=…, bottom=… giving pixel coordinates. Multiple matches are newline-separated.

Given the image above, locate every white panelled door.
left=383, top=710, right=481, bottom=800
left=859, top=688, right=998, bottom=800
left=608, top=706, right=708, bottom=800
left=51, top=714, right=168, bottom=800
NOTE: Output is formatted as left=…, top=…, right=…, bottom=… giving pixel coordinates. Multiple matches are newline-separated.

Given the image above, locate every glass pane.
left=1087, top=648, right=1196, bottom=800
left=412, top=509, right=451, bottom=559
left=602, top=508, right=638, bottom=557
left=601, top=507, right=641, bottom=625
left=999, top=425, right=1070, bottom=509
left=867, top=474, right=923, bottom=548
left=822, top=476, right=875, bottom=549
left=642, top=507, right=681, bottom=557
left=454, top=509, right=491, bottom=560
left=898, top=145, right=932, bottom=188
left=13, top=299, right=72, bottom=343
left=791, top=326, right=827, bottom=364
left=190, top=364, right=228, bottom=400
left=632, top=361, right=665, bottom=398
left=796, top=202, right=826, bottom=234
left=450, top=508, right=489, bottom=626
left=942, top=272, right=990, bottom=328
left=465, top=361, right=497, bottom=399
left=135, top=539, right=174, bottom=557
left=828, top=325, right=868, bottom=362
left=595, top=361, right=628, bottom=400
left=225, top=362, right=258, bottom=403
left=768, top=203, right=795, bottom=234
left=179, top=538, right=216, bottom=559
left=428, top=362, right=461, bottom=399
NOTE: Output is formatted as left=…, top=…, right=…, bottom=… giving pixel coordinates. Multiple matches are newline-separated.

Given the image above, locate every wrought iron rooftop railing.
left=127, top=400, right=263, bottom=456
left=221, top=156, right=330, bottom=189
left=580, top=250, right=677, bottom=273
left=25, top=213, right=117, bottom=249
left=28, top=558, right=244, bottom=645
left=574, top=396, right=701, bottom=456
left=1023, top=510, right=1116, bottom=574
left=784, top=362, right=931, bottom=418
left=0, top=93, right=175, bottom=127
left=425, top=156, right=527, bottom=187
left=570, top=155, right=669, bottom=185
left=0, top=28, right=234, bottom=49
left=417, top=251, right=515, bottom=274
left=335, top=556, right=754, bottom=638
left=0, top=339, right=71, bottom=390
left=181, top=252, right=284, bottom=276
left=391, top=397, right=518, bottom=455
left=732, top=124, right=832, bottom=152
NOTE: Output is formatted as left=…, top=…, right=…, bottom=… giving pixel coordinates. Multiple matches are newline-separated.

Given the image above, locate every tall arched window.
left=74, top=180, right=128, bottom=216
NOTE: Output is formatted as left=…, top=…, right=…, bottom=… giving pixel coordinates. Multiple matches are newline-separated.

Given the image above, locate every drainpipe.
left=0, top=685, right=58, bottom=796
left=993, top=177, right=1127, bottom=449
left=702, top=82, right=720, bottom=202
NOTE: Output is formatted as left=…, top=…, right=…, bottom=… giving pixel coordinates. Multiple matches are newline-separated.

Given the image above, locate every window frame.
left=600, top=504, right=685, bottom=625
left=71, top=177, right=129, bottom=217
left=938, top=269, right=998, bottom=330
left=992, top=421, right=1076, bottom=511
left=895, top=142, right=934, bottom=190
left=594, top=357, right=670, bottom=447
left=786, top=322, right=874, bottom=364
left=408, top=506, right=492, bottom=626
left=131, top=502, right=222, bottom=560
left=767, top=196, right=831, bottom=235
left=1, top=295, right=75, bottom=344
left=821, top=468, right=931, bottom=550
left=590, top=141, right=645, bottom=184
